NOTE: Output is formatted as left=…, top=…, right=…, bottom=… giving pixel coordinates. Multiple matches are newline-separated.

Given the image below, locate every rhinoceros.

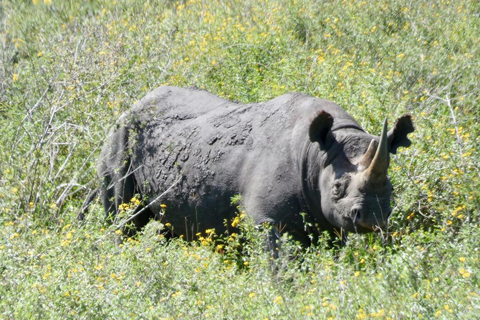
left=97, top=86, right=414, bottom=245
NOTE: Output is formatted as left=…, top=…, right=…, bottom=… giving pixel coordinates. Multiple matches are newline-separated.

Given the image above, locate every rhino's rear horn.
left=366, top=119, right=389, bottom=179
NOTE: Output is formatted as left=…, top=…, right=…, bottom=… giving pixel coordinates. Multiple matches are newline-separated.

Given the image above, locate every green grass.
left=1, top=0, right=479, bottom=318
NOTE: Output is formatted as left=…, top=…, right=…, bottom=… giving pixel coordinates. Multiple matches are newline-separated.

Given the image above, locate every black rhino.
left=97, top=86, right=414, bottom=245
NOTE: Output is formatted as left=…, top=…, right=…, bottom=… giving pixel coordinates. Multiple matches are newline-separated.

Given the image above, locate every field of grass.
left=1, top=0, right=479, bottom=318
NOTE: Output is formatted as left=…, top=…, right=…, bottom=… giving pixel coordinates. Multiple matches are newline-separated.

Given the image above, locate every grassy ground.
left=1, top=0, right=479, bottom=318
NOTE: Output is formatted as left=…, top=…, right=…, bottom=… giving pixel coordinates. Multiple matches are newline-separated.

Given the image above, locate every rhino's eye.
left=332, top=181, right=345, bottom=200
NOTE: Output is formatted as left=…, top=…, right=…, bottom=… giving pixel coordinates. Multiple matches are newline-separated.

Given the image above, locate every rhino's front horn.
left=358, top=139, right=377, bottom=171
left=366, top=118, right=389, bottom=179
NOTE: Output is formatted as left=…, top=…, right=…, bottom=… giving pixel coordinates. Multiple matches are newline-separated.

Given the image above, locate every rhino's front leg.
left=265, top=224, right=282, bottom=260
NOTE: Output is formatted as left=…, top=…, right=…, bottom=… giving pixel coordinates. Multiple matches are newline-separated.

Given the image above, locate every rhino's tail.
left=78, top=188, right=99, bottom=220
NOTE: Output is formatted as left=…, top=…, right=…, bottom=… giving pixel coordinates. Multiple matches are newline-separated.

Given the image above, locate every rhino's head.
left=309, top=112, right=414, bottom=233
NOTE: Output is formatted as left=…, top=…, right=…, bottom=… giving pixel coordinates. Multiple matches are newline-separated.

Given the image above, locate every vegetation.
left=1, top=0, right=478, bottom=318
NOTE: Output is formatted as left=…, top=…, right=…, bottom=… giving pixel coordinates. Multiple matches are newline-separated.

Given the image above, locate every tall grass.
left=0, top=0, right=478, bottom=318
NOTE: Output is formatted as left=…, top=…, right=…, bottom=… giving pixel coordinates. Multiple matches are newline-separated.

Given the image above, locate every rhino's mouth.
left=339, top=208, right=388, bottom=233
left=353, top=219, right=387, bottom=233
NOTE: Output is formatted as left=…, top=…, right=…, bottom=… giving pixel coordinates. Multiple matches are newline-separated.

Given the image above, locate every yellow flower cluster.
left=458, top=267, right=471, bottom=278
left=118, top=197, right=141, bottom=212
left=231, top=211, right=246, bottom=228
left=32, top=0, right=52, bottom=5
left=196, top=229, right=216, bottom=246
left=231, top=216, right=240, bottom=228
left=451, top=205, right=466, bottom=218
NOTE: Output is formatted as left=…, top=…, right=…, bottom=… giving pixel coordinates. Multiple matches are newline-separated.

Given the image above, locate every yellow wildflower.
left=356, top=308, right=367, bottom=319
left=231, top=216, right=240, bottom=227
left=459, top=268, right=471, bottom=278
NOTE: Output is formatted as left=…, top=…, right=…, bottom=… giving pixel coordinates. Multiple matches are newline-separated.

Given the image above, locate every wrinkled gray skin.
left=98, top=86, right=414, bottom=245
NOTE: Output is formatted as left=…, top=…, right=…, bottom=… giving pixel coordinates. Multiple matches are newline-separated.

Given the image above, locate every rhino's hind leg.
left=266, top=224, right=282, bottom=260
left=100, top=173, right=116, bottom=223
left=116, top=161, right=154, bottom=236
left=99, top=125, right=153, bottom=235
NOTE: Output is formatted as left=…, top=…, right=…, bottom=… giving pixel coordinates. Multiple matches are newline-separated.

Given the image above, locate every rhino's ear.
left=309, top=111, right=334, bottom=150
left=387, top=114, right=414, bottom=154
